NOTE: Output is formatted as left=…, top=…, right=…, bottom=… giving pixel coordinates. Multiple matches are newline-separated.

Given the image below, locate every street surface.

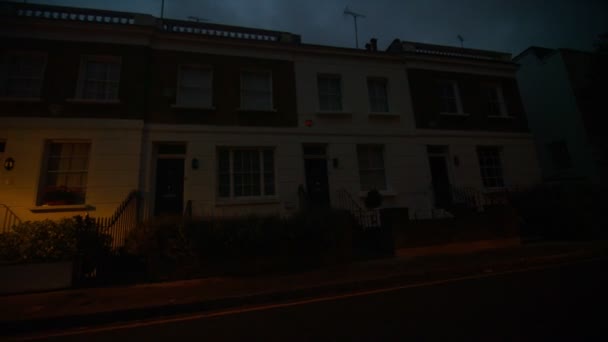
left=19, top=258, right=608, bottom=341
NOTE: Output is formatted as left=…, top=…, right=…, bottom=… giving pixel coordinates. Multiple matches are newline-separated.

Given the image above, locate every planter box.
left=0, top=261, right=73, bottom=295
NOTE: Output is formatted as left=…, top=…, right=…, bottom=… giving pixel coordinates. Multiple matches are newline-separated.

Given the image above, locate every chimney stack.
left=370, top=38, right=378, bottom=52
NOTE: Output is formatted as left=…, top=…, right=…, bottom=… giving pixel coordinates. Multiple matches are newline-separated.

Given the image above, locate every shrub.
left=125, top=209, right=356, bottom=279
left=0, top=216, right=112, bottom=266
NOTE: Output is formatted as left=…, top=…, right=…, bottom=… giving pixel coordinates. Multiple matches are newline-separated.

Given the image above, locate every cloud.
left=33, top=0, right=608, bottom=54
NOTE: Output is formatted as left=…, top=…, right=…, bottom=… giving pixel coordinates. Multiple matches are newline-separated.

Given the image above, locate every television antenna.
left=457, top=34, right=464, bottom=48
left=343, top=6, right=366, bottom=48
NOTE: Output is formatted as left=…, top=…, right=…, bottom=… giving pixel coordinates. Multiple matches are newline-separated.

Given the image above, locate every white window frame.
left=357, top=145, right=387, bottom=191
left=483, top=84, right=509, bottom=117
left=175, top=64, right=214, bottom=109
left=477, top=146, right=505, bottom=189
left=217, top=147, right=276, bottom=199
left=38, top=140, right=91, bottom=206
left=367, top=77, right=389, bottom=113
left=317, top=74, right=343, bottom=112
left=76, top=55, right=121, bottom=101
left=438, top=80, right=464, bottom=115
left=0, top=51, right=47, bottom=99
left=240, top=70, right=273, bottom=111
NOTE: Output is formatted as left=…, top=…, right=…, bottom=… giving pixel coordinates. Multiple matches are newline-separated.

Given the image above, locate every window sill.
left=29, top=204, right=95, bottom=213
left=316, top=111, right=351, bottom=116
left=368, top=112, right=400, bottom=117
left=66, top=99, right=121, bottom=104
left=237, top=108, right=277, bottom=113
left=171, top=104, right=215, bottom=110
left=358, top=190, right=397, bottom=198
left=215, top=197, right=280, bottom=206
left=0, top=97, right=42, bottom=102
left=487, top=115, right=515, bottom=119
left=439, top=112, right=469, bottom=116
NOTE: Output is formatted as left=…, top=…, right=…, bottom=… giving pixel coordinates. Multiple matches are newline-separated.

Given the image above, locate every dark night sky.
left=27, top=0, right=608, bottom=55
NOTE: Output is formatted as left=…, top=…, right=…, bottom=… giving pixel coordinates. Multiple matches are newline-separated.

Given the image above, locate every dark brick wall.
left=147, top=50, right=298, bottom=127
left=0, top=38, right=148, bottom=120
left=407, top=68, right=529, bottom=132
left=1, top=39, right=298, bottom=127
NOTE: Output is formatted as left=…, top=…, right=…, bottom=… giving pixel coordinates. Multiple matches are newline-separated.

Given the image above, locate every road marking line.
left=16, top=256, right=606, bottom=341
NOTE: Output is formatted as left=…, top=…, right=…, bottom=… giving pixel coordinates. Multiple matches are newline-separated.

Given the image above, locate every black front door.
left=154, top=158, right=185, bottom=216
left=304, top=158, right=330, bottom=209
left=429, top=156, right=452, bottom=208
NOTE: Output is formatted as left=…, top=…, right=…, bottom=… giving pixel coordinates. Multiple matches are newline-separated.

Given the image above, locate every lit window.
left=357, top=145, right=387, bottom=191
left=318, top=74, right=342, bottom=111
left=477, top=146, right=504, bottom=188
left=218, top=148, right=275, bottom=198
left=240, top=70, right=272, bottom=110
left=547, top=140, right=572, bottom=170
left=77, top=56, right=121, bottom=100
left=39, top=142, right=90, bottom=206
left=483, top=84, right=508, bottom=116
left=367, top=77, right=389, bottom=113
left=0, top=52, right=46, bottom=98
left=177, top=65, right=212, bottom=108
left=437, top=81, right=462, bottom=113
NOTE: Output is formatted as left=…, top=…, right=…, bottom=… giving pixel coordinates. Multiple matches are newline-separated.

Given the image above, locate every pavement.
left=1, top=239, right=607, bottom=337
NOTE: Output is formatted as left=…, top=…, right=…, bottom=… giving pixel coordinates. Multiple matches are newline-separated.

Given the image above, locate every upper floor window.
left=367, top=77, right=389, bottom=113
left=357, top=145, right=387, bottom=191
left=240, top=70, right=273, bottom=111
left=38, top=141, right=90, bottom=206
left=437, top=80, right=462, bottom=114
left=482, top=84, right=508, bottom=117
left=0, top=52, right=46, bottom=98
left=218, top=147, right=275, bottom=198
left=318, top=74, right=342, bottom=111
left=177, top=65, right=213, bottom=108
left=77, top=56, right=121, bottom=101
left=477, top=146, right=504, bottom=188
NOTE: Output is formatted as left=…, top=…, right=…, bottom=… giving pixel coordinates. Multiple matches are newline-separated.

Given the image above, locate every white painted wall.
left=0, top=118, right=143, bottom=222
left=294, top=55, right=416, bottom=134
left=141, top=125, right=434, bottom=219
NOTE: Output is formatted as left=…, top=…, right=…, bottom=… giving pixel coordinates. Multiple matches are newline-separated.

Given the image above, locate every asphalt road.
left=24, top=258, right=608, bottom=341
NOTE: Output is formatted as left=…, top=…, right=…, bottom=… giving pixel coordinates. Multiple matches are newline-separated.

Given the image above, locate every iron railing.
left=161, top=19, right=294, bottom=43
left=4, top=3, right=301, bottom=44
left=450, top=185, right=532, bottom=212
left=335, top=189, right=381, bottom=229
left=95, top=190, right=140, bottom=250
left=184, top=199, right=193, bottom=218
left=0, top=204, right=21, bottom=233
left=298, top=185, right=309, bottom=212
left=10, top=3, right=137, bottom=25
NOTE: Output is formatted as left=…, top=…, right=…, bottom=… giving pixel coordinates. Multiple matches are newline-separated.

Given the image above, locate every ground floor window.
left=218, top=147, right=275, bottom=198
left=39, top=141, right=90, bottom=205
left=357, top=145, right=387, bottom=191
left=477, top=146, right=504, bottom=188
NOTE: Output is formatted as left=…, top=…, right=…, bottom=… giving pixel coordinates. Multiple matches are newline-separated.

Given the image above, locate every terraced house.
left=0, top=3, right=541, bottom=240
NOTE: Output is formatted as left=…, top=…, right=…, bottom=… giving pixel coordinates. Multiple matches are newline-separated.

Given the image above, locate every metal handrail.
left=95, top=190, right=140, bottom=249
left=0, top=204, right=21, bottom=233
left=335, top=189, right=381, bottom=229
